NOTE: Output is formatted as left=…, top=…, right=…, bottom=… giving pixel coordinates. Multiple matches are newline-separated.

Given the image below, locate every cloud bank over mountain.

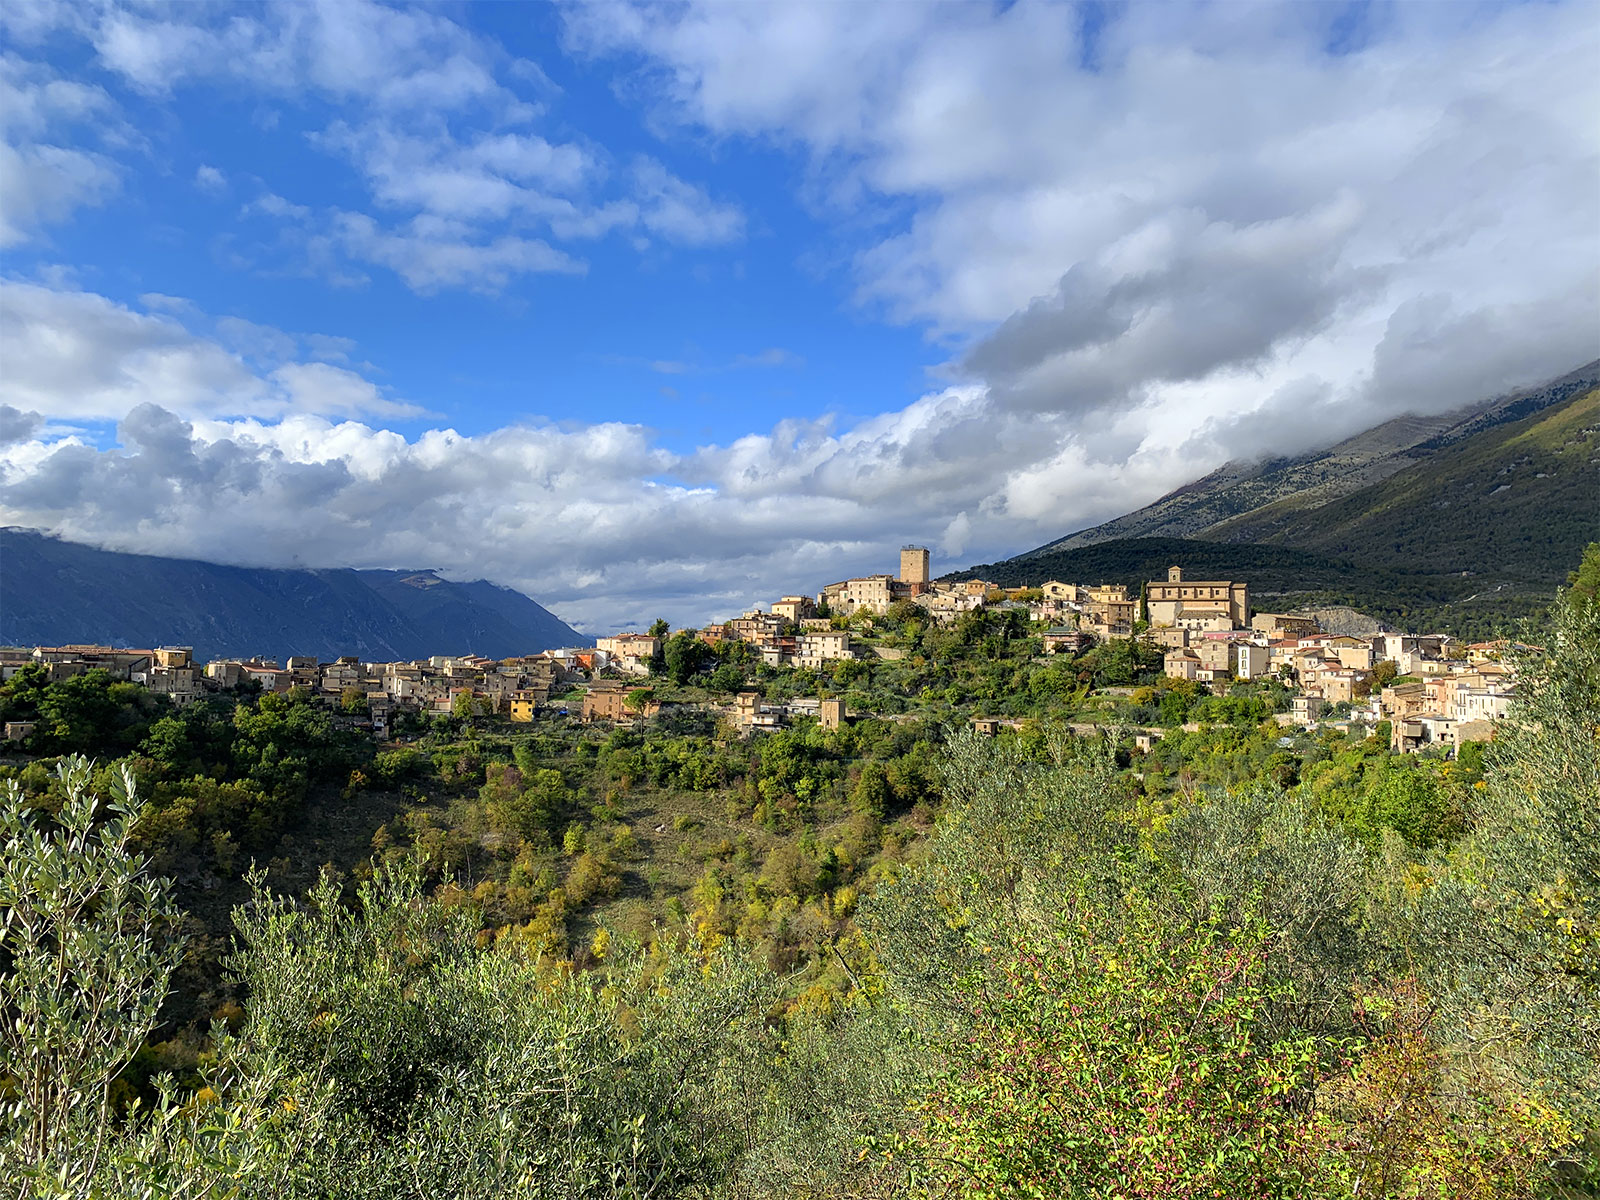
left=2, top=0, right=1596, bottom=631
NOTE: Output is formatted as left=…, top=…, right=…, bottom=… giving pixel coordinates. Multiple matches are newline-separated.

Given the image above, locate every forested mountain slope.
left=1212, top=385, right=1599, bottom=581
left=0, top=529, right=588, bottom=660
left=1027, top=361, right=1599, bottom=557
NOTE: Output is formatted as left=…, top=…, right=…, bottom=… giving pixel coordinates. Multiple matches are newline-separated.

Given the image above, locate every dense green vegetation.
left=1, top=552, right=1596, bottom=1196
left=1215, top=386, right=1600, bottom=582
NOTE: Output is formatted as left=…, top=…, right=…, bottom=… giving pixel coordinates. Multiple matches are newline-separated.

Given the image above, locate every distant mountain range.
left=0, top=530, right=589, bottom=662
left=953, top=363, right=1600, bottom=638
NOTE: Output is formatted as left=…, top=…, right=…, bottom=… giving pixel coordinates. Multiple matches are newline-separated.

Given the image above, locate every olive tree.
left=0, top=756, right=185, bottom=1178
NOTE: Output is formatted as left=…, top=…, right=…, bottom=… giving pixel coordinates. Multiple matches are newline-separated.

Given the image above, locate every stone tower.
left=899, top=546, right=930, bottom=586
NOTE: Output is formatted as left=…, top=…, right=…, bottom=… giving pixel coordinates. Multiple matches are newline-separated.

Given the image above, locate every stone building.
left=899, top=546, right=930, bottom=594
left=1147, top=566, right=1249, bottom=630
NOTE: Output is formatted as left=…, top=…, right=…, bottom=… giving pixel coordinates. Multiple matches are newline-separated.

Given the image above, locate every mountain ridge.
left=0, top=530, right=589, bottom=662
left=1025, top=360, right=1600, bottom=556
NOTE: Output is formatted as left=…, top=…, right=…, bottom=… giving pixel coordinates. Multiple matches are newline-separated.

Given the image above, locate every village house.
left=31, top=655, right=88, bottom=683
left=594, top=633, right=661, bottom=671
left=129, top=647, right=204, bottom=704
left=760, top=637, right=798, bottom=667
left=1233, top=643, right=1271, bottom=680
left=204, top=659, right=244, bottom=688
left=581, top=681, right=659, bottom=724
left=821, top=575, right=896, bottom=616
left=320, top=658, right=362, bottom=694
left=1291, top=694, right=1326, bottom=726
left=537, top=648, right=596, bottom=681
left=0, top=648, right=33, bottom=681
left=432, top=685, right=478, bottom=716
left=1251, top=612, right=1320, bottom=638
left=1391, top=713, right=1493, bottom=755
left=733, top=691, right=784, bottom=732
left=771, top=595, right=817, bottom=623
left=1266, top=638, right=1301, bottom=672
left=240, top=662, right=292, bottom=694
left=1372, top=633, right=1447, bottom=671
left=508, top=688, right=546, bottom=722
left=367, top=694, right=392, bottom=738
left=1027, top=598, right=1074, bottom=623
left=1164, top=648, right=1202, bottom=681
left=1178, top=609, right=1236, bottom=634
left=797, top=630, right=853, bottom=669
left=1304, top=664, right=1370, bottom=705
left=1040, top=580, right=1083, bottom=603
left=1312, top=635, right=1376, bottom=672
left=912, top=587, right=985, bottom=623
left=32, top=645, right=156, bottom=682
left=1192, top=639, right=1234, bottom=676
left=1380, top=681, right=1429, bottom=721
left=729, top=611, right=785, bottom=644
left=1084, top=584, right=1136, bottom=640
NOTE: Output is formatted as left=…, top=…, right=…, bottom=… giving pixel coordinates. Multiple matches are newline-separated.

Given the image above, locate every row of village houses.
left=3, top=550, right=1520, bottom=756
left=0, top=639, right=854, bottom=742
left=0, top=643, right=578, bottom=740
left=624, top=554, right=1520, bottom=755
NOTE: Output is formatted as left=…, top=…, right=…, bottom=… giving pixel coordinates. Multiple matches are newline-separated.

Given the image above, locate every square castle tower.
left=899, top=546, right=930, bottom=592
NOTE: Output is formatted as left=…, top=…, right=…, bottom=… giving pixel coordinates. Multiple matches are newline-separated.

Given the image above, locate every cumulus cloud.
left=0, top=54, right=119, bottom=245
left=0, top=405, right=44, bottom=445
left=328, top=212, right=586, bottom=294
left=0, top=281, right=425, bottom=422
left=0, top=394, right=1017, bottom=632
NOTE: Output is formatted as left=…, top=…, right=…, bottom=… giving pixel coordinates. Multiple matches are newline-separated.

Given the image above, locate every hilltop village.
left=1, top=546, right=1519, bottom=757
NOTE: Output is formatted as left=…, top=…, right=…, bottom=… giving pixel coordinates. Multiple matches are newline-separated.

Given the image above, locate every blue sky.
left=2, top=0, right=1596, bottom=632
left=6, top=3, right=937, bottom=447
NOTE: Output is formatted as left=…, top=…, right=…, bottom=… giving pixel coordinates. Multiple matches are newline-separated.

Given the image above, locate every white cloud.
left=1, top=398, right=1004, bottom=631
left=0, top=54, right=118, bottom=245
left=630, top=156, right=744, bottom=245
left=194, top=163, right=226, bottom=193
left=0, top=281, right=424, bottom=422
left=330, top=212, right=586, bottom=294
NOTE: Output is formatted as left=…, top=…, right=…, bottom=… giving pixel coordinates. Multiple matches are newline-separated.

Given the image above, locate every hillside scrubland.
left=1, top=549, right=1596, bottom=1198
